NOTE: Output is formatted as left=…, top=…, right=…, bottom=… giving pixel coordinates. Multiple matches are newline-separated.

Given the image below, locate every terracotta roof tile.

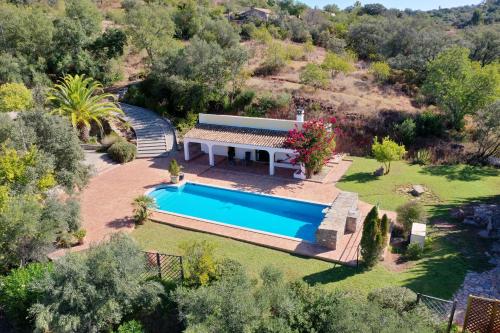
left=184, top=123, right=290, bottom=148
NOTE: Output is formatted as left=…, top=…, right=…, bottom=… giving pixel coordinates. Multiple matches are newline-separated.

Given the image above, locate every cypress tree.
left=380, top=214, right=390, bottom=248
left=360, top=206, right=383, bottom=269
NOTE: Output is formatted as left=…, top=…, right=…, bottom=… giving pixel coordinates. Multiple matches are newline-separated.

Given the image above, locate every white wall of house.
left=199, top=113, right=302, bottom=131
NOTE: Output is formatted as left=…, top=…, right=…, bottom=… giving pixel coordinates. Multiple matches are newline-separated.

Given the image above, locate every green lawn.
left=132, top=158, right=500, bottom=299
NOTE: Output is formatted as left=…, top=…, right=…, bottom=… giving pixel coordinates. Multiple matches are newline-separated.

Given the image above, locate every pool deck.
left=50, top=153, right=395, bottom=266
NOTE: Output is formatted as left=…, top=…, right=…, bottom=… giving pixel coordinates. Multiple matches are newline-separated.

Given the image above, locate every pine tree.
left=360, top=206, right=383, bottom=269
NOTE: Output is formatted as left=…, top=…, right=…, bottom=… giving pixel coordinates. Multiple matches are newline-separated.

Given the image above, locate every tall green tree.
left=360, top=206, right=383, bottom=269
left=422, top=47, right=499, bottom=130
left=30, top=234, right=163, bottom=333
left=48, top=74, right=123, bottom=142
left=371, top=136, right=406, bottom=175
left=126, top=3, right=175, bottom=66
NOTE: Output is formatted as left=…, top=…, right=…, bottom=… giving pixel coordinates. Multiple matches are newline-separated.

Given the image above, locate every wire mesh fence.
left=417, top=293, right=456, bottom=333
left=141, top=251, right=184, bottom=282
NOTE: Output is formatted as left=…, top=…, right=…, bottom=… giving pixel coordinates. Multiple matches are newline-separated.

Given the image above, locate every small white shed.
left=410, top=223, right=426, bottom=248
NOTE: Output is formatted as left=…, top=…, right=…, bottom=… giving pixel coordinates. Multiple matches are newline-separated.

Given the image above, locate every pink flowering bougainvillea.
left=284, top=117, right=338, bottom=178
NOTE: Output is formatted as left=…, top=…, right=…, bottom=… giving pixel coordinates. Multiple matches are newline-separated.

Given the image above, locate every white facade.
left=184, top=113, right=303, bottom=175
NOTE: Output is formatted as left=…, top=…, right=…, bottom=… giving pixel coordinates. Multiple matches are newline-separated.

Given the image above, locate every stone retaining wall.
left=316, top=192, right=359, bottom=250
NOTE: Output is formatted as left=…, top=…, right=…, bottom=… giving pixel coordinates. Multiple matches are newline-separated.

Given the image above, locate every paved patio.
left=51, top=153, right=395, bottom=265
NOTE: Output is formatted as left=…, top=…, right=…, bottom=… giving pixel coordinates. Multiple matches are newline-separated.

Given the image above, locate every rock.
left=451, top=208, right=466, bottom=221
left=411, top=185, right=426, bottom=197
left=463, top=218, right=479, bottom=226
left=373, top=167, right=384, bottom=177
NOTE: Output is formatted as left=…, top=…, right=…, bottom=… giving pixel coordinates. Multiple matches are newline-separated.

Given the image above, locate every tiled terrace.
left=52, top=153, right=395, bottom=266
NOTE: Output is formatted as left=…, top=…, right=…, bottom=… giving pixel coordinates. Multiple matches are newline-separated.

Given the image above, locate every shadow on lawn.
left=419, top=165, right=499, bottom=182
left=339, top=172, right=378, bottom=184
left=302, top=264, right=358, bottom=286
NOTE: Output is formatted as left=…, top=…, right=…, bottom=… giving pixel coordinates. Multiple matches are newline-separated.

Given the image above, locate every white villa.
left=183, top=111, right=305, bottom=176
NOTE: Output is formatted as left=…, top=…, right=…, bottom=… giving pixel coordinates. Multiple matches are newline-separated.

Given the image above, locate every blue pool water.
left=148, top=183, right=327, bottom=242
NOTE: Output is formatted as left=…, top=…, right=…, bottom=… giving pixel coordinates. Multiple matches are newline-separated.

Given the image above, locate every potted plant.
left=73, top=229, right=87, bottom=246
left=169, top=159, right=182, bottom=184
left=132, top=195, right=157, bottom=226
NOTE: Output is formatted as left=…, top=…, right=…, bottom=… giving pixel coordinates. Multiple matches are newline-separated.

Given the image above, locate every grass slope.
left=132, top=158, right=499, bottom=298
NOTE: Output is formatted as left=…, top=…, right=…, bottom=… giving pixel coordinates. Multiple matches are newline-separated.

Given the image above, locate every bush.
left=413, top=149, right=433, bottom=165
left=406, top=242, right=424, bottom=260
left=108, top=141, right=137, bottom=163
left=116, top=320, right=145, bottom=333
left=368, top=287, right=417, bottom=312
left=396, top=201, right=427, bottom=237
left=73, top=228, right=86, bottom=244
left=179, top=240, right=218, bottom=287
left=0, top=82, right=33, bottom=112
left=101, top=132, right=123, bottom=150
left=251, top=26, right=272, bottom=43
left=255, top=41, right=288, bottom=76
left=132, top=195, right=156, bottom=225
left=299, top=63, right=329, bottom=89
left=0, top=263, right=52, bottom=329
left=168, top=159, right=182, bottom=176
left=416, top=110, right=444, bottom=137
left=370, top=61, right=391, bottom=82
left=230, top=90, right=255, bottom=112
left=393, top=118, right=416, bottom=146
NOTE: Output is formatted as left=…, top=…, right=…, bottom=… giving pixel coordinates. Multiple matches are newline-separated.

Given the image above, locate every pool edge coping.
left=144, top=180, right=332, bottom=243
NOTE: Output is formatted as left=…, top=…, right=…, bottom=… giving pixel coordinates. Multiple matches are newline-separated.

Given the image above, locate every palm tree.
left=132, top=195, right=157, bottom=225
left=48, top=74, right=124, bottom=142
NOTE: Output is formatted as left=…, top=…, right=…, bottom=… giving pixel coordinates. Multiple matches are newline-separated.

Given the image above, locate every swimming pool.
left=147, top=183, right=328, bottom=242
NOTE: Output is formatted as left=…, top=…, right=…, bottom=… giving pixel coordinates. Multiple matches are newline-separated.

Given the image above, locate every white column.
left=184, top=140, right=190, bottom=161
left=208, top=144, right=215, bottom=166
left=269, top=150, right=275, bottom=176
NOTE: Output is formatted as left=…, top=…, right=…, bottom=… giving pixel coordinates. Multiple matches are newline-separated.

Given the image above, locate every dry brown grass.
left=244, top=40, right=422, bottom=117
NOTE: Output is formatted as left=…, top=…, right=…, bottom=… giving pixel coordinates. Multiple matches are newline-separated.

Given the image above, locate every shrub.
left=0, top=82, right=33, bottom=112
left=132, top=195, right=156, bottom=225
left=322, top=52, right=355, bottom=77
left=108, top=141, right=137, bottom=163
left=372, top=136, right=406, bottom=174
left=231, top=90, right=255, bottom=112
left=406, top=242, right=424, bottom=260
left=299, top=63, right=329, bottom=89
left=360, top=206, right=385, bottom=269
left=101, top=132, right=123, bottom=150
left=0, top=263, right=52, bottom=329
left=284, top=118, right=337, bottom=177
left=117, top=320, right=145, bottom=333
left=416, top=110, right=444, bottom=137
left=393, top=118, right=416, bottom=146
left=246, top=93, right=291, bottom=118
left=368, top=287, right=417, bottom=312
left=413, top=149, right=433, bottom=165
left=251, top=25, right=272, bottom=43
left=73, top=228, right=86, bottom=245
left=168, top=159, right=182, bottom=176
left=256, top=41, right=288, bottom=76
left=396, top=201, right=427, bottom=237
left=29, top=234, right=163, bottom=333
left=179, top=240, right=218, bottom=287
left=285, top=43, right=306, bottom=61
left=370, top=61, right=391, bottom=82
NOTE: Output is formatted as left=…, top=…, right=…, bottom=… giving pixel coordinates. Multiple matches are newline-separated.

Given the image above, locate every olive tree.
left=30, top=234, right=163, bottom=333
left=422, top=47, right=499, bottom=130
left=371, top=136, right=406, bottom=175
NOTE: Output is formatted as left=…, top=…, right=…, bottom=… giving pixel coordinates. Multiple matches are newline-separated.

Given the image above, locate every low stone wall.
left=316, top=192, right=359, bottom=250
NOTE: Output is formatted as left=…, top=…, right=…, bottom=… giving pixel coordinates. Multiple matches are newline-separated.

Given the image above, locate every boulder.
left=373, top=167, right=384, bottom=177
left=410, top=185, right=426, bottom=197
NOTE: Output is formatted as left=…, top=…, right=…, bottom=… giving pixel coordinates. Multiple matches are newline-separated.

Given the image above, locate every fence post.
left=179, top=256, right=184, bottom=281
left=356, top=245, right=360, bottom=269
left=156, top=252, right=162, bottom=279
left=447, top=300, right=457, bottom=333
left=416, top=293, right=421, bottom=305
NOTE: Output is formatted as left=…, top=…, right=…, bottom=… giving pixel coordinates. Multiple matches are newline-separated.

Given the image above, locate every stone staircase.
left=119, top=103, right=175, bottom=158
